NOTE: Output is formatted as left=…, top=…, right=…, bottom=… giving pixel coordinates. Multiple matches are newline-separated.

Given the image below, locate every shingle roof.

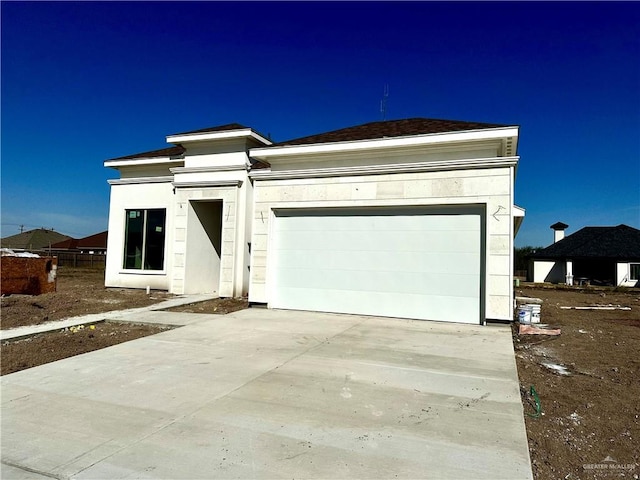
left=275, top=118, right=510, bottom=146
left=108, top=145, right=186, bottom=161
left=77, top=231, right=108, bottom=249
left=532, top=225, right=640, bottom=259
left=50, top=238, right=78, bottom=250
left=1, top=229, right=72, bottom=250
left=51, top=231, right=108, bottom=251
left=109, top=124, right=273, bottom=162
left=108, top=118, right=509, bottom=162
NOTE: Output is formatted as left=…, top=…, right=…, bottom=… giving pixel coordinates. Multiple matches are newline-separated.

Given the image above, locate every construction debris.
left=519, top=324, right=561, bottom=336
left=542, top=362, right=570, bottom=375
left=1, top=254, right=58, bottom=295
left=559, top=305, right=631, bottom=311
left=515, top=296, right=543, bottom=305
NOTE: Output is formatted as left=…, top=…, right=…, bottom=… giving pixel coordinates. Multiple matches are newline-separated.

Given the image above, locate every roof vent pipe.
left=550, top=222, right=569, bottom=243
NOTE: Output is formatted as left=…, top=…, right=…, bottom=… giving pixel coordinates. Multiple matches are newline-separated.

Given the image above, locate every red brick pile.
left=1, top=256, right=57, bottom=295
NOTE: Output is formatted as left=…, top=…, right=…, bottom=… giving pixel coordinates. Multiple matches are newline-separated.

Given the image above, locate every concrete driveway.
left=1, top=308, right=532, bottom=479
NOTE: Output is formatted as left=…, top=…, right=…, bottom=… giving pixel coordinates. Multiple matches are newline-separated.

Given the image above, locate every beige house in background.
left=105, top=118, right=524, bottom=324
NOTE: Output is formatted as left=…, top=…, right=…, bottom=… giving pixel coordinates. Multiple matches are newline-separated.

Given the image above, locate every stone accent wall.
left=171, top=186, right=238, bottom=296
left=249, top=167, right=514, bottom=320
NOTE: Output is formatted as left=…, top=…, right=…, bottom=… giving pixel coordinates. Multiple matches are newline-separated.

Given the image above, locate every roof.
left=50, top=238, right=78, bottom=250
left=169, top=123, right=249, bottom=136
left=50, top=231, right=108, bottom=251
left=275, top=118, right=510, bottom=146
left=108, top=124, right=271, bottom=162
left=106, top=117, right=513, bottom=165
left=0, top=228, right=72, bottom=250
left=108, top=145, right=186, bottom=161
left=77, top=231, right=108, bottom=249
left=532, top=224, right=640, bottom=259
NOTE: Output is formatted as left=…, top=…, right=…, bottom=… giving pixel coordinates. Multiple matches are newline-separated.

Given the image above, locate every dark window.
left=630, top=263, right=640, bottom=281
left=123, top=209, right=166, bottom=270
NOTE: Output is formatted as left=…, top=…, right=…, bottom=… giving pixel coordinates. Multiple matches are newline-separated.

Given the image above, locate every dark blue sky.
left=2, top=1, right=639, bottom=246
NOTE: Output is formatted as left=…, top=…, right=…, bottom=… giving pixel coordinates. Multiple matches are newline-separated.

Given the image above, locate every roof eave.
left=167, top=128, right=272, bottom=146
left=250, top=126, right=519, bottom=160
left=104, top=157, right=185, bottom=169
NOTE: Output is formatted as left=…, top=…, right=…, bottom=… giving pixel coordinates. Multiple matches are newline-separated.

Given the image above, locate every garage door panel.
left=275, top=267, right=479, bottom=297
left=277, top=230, right=479, bottom=254
left=273, top=287, right=479, bottom=324
left=276, top=251, right=480, bottom=275
left=277, top=210, right=478, bottom=231
left=271, top=208, right=482, bottom=323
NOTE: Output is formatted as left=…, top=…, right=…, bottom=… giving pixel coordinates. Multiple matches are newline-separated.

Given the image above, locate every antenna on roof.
left=380, top=84, right=389, bottom=121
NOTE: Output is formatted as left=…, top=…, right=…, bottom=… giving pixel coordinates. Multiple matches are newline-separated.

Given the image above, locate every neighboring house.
left=531, top=223, right=640, bottom=287
left=105, top=118, right=525, bottom=324
left=50, top=231, right=108, bottom=254
left=49, top=238, right=78, bottom=251
left=0, top=228, right=72, bottom=251
left=77, top=231, right=108, bottom=254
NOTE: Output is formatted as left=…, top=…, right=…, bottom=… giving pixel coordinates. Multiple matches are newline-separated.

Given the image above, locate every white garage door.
left=270, top=207, right=483, bottom=324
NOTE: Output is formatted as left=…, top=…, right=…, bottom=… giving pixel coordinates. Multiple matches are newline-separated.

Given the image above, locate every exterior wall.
left=242, top=174, right=254, bottom=294
left=534, top=260, right=640, bottom=286
left=106, top=140, right=257, bottom=296
left=171, top=165, right=252, bottom=297
left=172, top=185, right=239, bottom=296
left=119, top=164, right=180, bottom=179
left=249, top=166, right=515, bottom=321
left=105, top=182, right=175, bottom=290
left=617, top=262, right=639, bottom=287
left=183, top=140, right=253, bottom=169
left=269, top=145, right=500, bottom=171
left=532, top=260, right=565, bottom=283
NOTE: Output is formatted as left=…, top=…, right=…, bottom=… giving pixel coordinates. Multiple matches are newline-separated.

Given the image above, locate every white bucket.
left=517, top=305, right=532, bottom=324
left=530, top=305, right=541, bottom=324
left=517, top=304, right=541, bottom=324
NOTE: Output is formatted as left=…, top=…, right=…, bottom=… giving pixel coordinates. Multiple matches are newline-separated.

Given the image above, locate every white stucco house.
left=531, top=222, right=640, bottom=287
left=105, top=118, right=525, bottom=324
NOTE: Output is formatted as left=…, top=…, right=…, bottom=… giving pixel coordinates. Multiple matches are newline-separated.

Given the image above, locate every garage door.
left=270, top=207, right=483, bottom=324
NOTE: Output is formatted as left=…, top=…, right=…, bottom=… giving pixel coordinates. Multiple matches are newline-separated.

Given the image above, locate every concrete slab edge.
left=0, top=294, right=217, bottom=342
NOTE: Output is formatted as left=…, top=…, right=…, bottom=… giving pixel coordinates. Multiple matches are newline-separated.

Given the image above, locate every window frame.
left=630, top=263, right=640, bottom=281
left=122, top=208, right=167, bottom=272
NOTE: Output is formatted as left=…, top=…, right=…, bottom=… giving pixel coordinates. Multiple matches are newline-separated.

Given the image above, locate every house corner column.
left=233, top=180, right=249, bottom=297
left=565, top=259, right=573, bottom=286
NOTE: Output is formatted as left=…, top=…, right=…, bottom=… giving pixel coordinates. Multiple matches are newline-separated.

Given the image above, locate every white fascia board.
left=249, top=156, right=519, bottom=180
left=250, top=127, right=519, bottom=160
left=108, top=176, right=174, bottom=185
left=104, top=158, right=183, bottom=168
left=166, top=129, right=272, bottom=146
left=513, top=205, right=526, bottom=237
left=170, top=165, right=248, bottom=174
left=172, top=179, right=243, bottom=188
left=513, top=205, right=526, bottom=217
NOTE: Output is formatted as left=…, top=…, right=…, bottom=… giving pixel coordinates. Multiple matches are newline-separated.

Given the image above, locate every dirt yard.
left=0, top=267, right=174, bottom=330
left=1, top=322, right=174, bottom=376
left=514, top=285, right=639, bottom=480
